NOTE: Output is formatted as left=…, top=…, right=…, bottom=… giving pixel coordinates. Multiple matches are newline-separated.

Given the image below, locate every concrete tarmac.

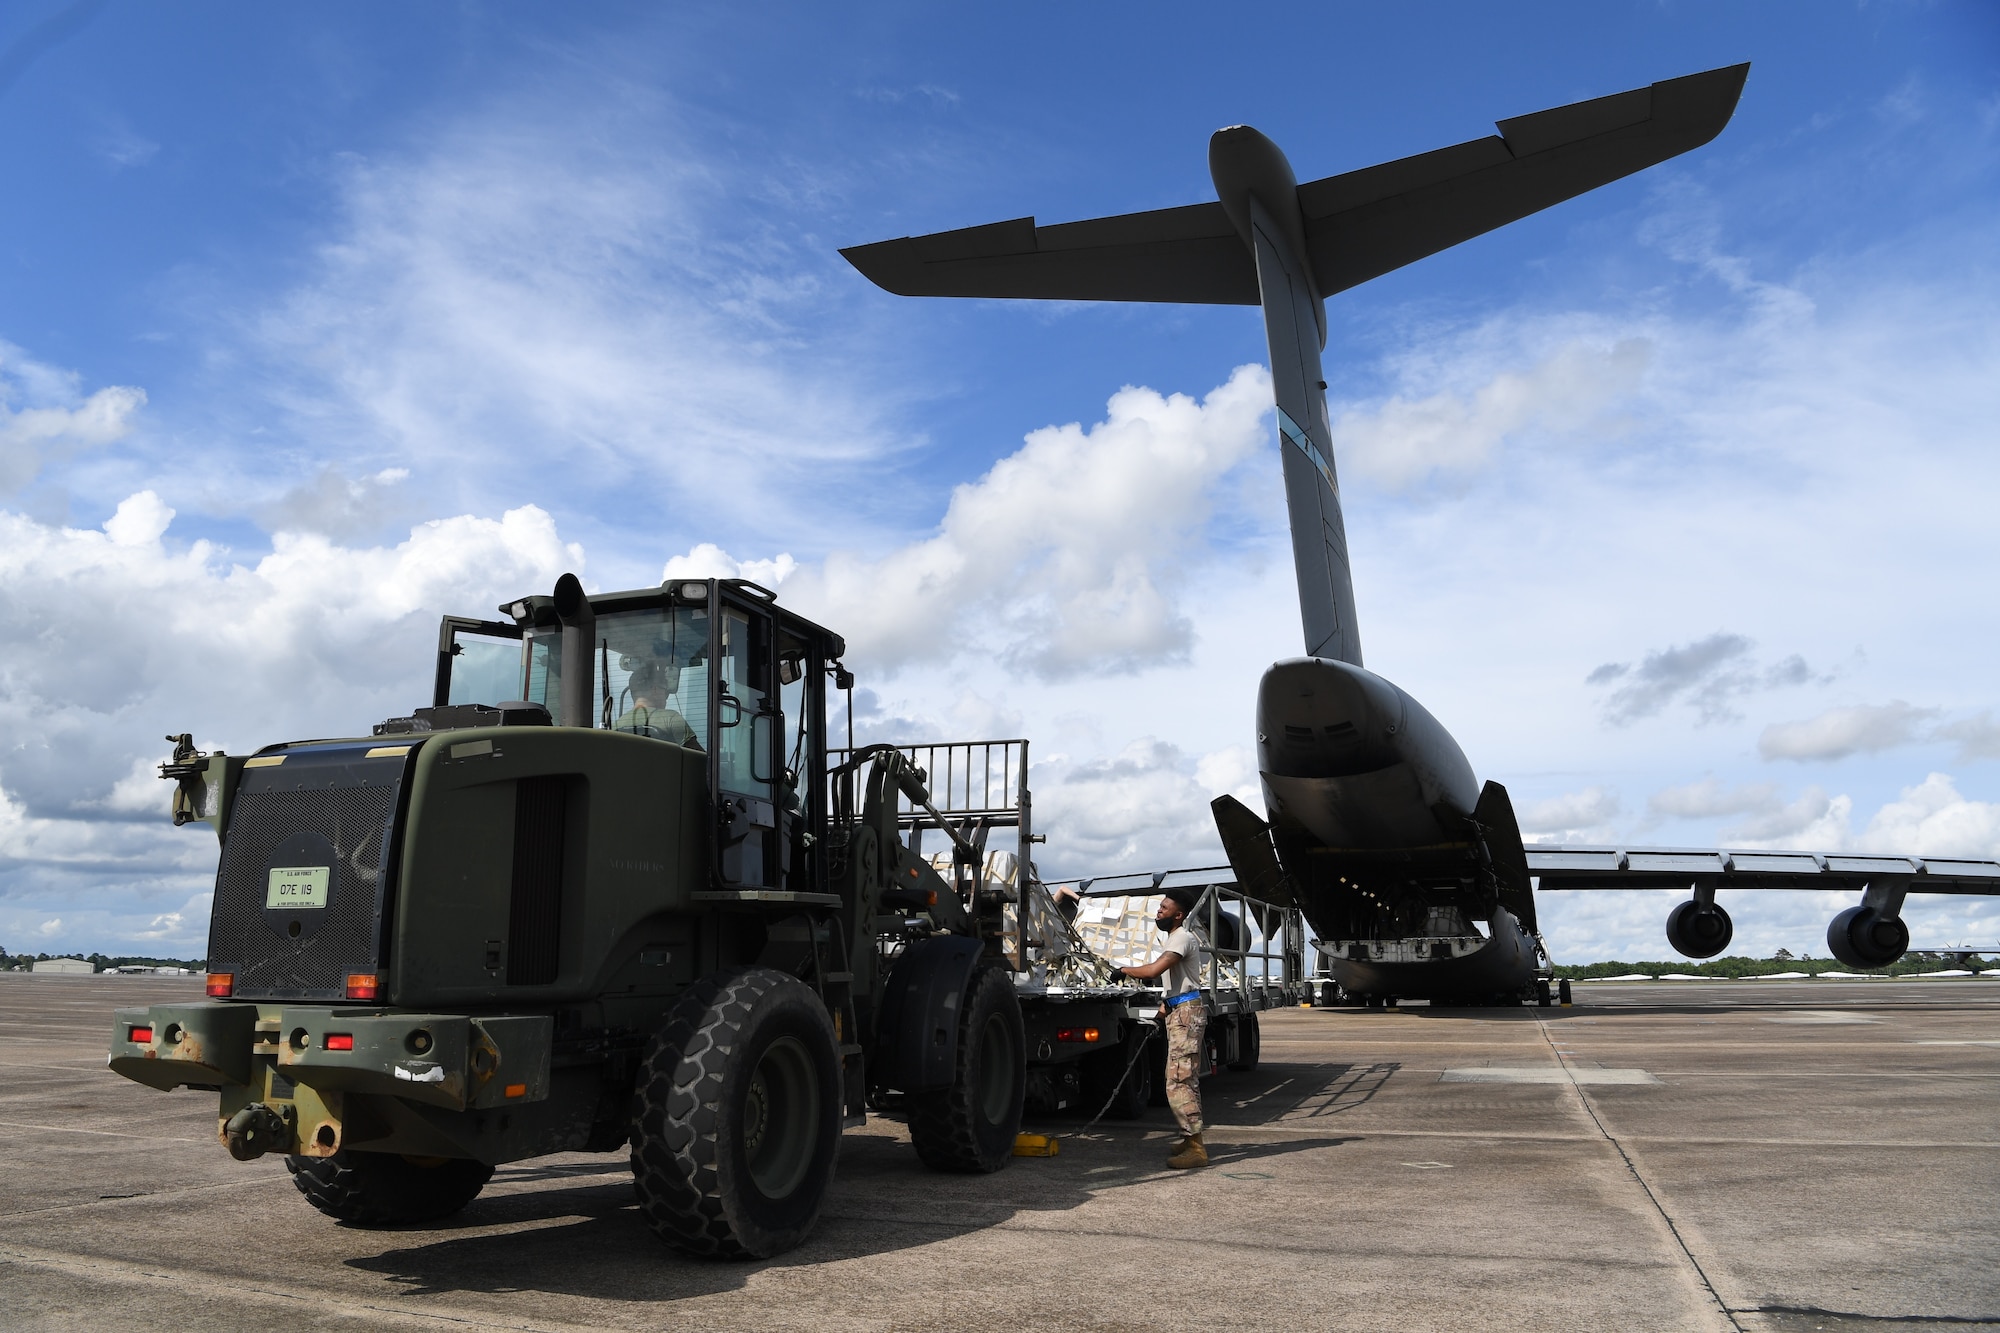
left=3, top=973, right=1996, bottom=1332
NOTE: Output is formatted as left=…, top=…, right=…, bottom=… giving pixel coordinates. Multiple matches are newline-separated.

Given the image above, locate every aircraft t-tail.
left=843, top=65, right=2000, bottom=1002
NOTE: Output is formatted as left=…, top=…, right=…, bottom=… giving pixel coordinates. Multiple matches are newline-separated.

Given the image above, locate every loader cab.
left=434, top=579, right=844, bottom=895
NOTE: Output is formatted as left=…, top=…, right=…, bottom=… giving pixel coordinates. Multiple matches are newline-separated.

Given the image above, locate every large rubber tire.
left=1227, top=1013, right=1261, bottom=1072
left=908, top=965, right=1025, bottom=1173
left=286, top=1150, right=493, bottom=1226
left=1083, top=1030, right=1154, bottom=1120
left=631, top=967, right=842, bottom=1260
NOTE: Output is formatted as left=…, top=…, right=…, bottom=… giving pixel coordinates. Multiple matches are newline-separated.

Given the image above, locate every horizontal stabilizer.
left=840, top=64, right=1747, bottom=306
left=1303, top=63, right=1747, bottom=296
left=841, top=201, right=1257, bottom=304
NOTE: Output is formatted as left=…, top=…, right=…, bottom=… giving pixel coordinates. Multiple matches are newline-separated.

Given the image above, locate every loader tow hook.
left=222, top=1103, right=290, bottom=1161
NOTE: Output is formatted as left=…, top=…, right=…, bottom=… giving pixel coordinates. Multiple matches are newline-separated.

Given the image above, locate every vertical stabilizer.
left=1212, top=128, right=1362, bottom=665
left=1250, top=199, right=1360, bottom=665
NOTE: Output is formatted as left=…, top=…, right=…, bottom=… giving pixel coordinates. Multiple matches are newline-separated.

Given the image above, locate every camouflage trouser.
left=1164, top=999, right=1207, bottom=1137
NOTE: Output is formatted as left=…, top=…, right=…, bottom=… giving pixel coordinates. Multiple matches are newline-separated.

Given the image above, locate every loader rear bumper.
left=109, top=1001, right=569, bottom=1163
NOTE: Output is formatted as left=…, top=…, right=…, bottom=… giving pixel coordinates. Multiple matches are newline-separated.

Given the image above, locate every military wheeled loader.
left=110, top=573, right=1159, bottom=1259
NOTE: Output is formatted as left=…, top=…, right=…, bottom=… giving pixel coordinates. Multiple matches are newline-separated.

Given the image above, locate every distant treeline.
left=1553, top=952, right=1992, bottom=980
left=2, top=950, right=207, bottom=972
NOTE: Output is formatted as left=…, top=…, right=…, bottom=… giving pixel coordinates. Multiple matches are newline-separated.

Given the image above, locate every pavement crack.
left=1536, top=1015, right=1745, bottom=1333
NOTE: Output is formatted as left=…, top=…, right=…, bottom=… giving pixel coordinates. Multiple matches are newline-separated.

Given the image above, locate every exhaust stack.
left=552, top=573, right=596, bottom=729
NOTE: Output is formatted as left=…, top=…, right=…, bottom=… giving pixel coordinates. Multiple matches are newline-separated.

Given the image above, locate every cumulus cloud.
left=1588, top=632, right=1819, bottom=726
left=1933, top=712, right=2000, bottom=763
left=0, top=344, right=145, bottom=493
left=259, top=466, right=414, bottom=539
left=1518, top=786, right=1620, bottom=841
left=0, top=488, right=586, bottom=954
left=1721, top=788, right=1852, bottom=847
left=1647, top=776, right=1783, bottom=821
left=1758, top=700, right=1938, bottom=762
left=1033, top=738, right=1229, bottom=873
left=1644, top=774, right=2000, bottom=858
left=673, top=367, right=1272, bottom=678
left=1861, top=773, right=2000, bottom=859
left=661, top=542, right=798, bottom=591
left=1335, top=338, right=1651, bottom=489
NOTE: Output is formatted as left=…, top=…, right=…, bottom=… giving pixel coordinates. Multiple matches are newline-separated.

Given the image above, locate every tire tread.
left=286, top=1150, right=492, bottom=1226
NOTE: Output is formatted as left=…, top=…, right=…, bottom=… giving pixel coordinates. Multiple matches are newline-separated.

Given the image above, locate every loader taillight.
left=344, top=973, right=379, bottom=1001
left=206, top=973, right=234, bottom=998
left=324, top=1034, right=354, bottom=1051
left=1056, top=1027, right=1101, bottom=1043
left=127, top=1025, right=153, bottom=1043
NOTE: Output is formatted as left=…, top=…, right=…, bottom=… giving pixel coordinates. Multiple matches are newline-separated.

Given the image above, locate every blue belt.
left=1165, top=990, right=1204, bottom=1008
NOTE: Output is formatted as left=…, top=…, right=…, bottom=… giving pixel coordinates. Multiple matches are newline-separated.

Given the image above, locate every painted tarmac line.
left=0, top=1116, right=206, bottom=1144
left=1442, top=1067, right=1661, bottom=1085
left=1235, top=1121, right=2000, bottom=1150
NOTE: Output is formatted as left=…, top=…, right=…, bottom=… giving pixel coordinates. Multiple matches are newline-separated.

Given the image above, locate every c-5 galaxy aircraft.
left=843, top=65, right=2000, bottom=1003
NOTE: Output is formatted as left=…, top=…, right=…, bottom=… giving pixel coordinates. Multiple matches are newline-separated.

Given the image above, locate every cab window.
left=522, top=606, right=711, bottom=750
left=715, top=607, right=771, bottom=799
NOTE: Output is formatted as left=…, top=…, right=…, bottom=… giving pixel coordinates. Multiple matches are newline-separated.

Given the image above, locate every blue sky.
left=2, top=0, right=1997, bottom=963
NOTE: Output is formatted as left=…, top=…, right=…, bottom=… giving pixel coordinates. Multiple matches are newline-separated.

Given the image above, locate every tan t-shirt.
left=1158, top=924, right=1205, bottom=1000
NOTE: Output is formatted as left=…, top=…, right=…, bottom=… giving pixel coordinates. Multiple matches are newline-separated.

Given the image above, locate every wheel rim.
left=741, top=1034, right=820, bottom=1199
left=974, top=1012, right=1015, bottom=1124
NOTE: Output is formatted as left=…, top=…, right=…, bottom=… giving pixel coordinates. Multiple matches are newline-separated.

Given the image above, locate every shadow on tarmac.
left=341, top=1060, right=1370, bottom=1302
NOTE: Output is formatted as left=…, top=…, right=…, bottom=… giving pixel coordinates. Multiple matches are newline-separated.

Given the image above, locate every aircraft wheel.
left=286, top=1150, right=492, bottom=1226
left=631, top=967, right=842, bottom=1259
left=908, top=965, right=1025, bottom=1173
left=1536, top=978, right=1553, bottom=1007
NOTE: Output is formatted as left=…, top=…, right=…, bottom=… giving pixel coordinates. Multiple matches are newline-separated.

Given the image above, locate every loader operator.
left=1116, top=884, right=1209, bottom=1170
left=613, top=655, right=700, bottom=749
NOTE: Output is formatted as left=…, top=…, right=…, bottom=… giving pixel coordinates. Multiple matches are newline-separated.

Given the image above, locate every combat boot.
left=1167, top=1133, right=1207, bottom=1169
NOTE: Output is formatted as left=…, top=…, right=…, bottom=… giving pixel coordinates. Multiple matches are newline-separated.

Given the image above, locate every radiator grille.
left=207, top=746, right=410, bottom=1000
left=506, top=776, right=567, bottom=985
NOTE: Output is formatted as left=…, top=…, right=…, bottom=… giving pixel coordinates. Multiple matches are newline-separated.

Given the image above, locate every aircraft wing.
left=841, top=63, right=1748, bottom=305
left=1526, top=847, right=2000, bottom=895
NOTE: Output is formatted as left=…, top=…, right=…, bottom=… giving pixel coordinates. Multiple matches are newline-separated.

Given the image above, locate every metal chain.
left=1060, top=1017, right=1159, bottom=1139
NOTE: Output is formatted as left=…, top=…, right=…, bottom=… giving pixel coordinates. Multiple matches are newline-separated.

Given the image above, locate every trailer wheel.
left=1227, top=1013, right=1261, bottom=1072
left=631, top=967, right=842, bottom=1259
left=908, top=965, right=1024, bottom=1173
left=285, top=1150, right=493, bottom=1226
left=1147, top=1029, right=1170, bottom=1107
left=1084, top=1030, right=1154, bottom=1120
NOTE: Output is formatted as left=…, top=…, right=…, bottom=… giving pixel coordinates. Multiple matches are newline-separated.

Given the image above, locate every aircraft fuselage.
left=1259, top=657, right=1538, bottom=1000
